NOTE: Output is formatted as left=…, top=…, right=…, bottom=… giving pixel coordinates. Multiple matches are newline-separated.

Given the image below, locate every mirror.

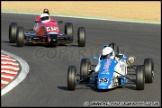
left=58, top=20, right=63, bottom=24
left=93, top=56, right=98, bottom=61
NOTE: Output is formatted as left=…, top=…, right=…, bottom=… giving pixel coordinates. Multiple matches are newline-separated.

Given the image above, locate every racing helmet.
left=43, top=8, right=50, bottom=15
left=40, top=13, right=50, bottom=23
left=102, top=47, right=113, bottom=56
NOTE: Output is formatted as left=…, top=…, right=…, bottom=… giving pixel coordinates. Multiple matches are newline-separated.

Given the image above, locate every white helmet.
left=102, top=47, right=113, bottom=56
left=40, top=13, right=50, bottom=23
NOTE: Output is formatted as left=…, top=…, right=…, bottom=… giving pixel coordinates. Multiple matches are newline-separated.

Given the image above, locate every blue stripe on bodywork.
left=97, top=58, right=118, bottom=89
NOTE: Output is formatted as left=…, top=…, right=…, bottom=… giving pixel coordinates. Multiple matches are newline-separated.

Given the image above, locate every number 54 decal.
left=46, top=27, right=58, bottom=31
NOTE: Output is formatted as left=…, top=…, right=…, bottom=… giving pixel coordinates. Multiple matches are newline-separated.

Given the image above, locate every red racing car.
left=9, top=13, right=86, bottom=47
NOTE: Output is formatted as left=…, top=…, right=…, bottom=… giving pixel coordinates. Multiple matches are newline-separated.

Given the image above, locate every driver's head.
left=102, top=47, right=113, bottom=58
left=43, top=8, right=50, bottom=15
left=40, top=13, right=50, bottom=23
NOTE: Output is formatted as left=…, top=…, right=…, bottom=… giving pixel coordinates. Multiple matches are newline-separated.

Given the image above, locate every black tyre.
left=9, top=22, right=18, bottom=43
left=67, top=66, right=77, bottom=90
left=64, top=22, right=73, bottom=41
left=136, top=66, right=144, bottom=90
left=16, top=27, right=24, bottom=47
left=78, top=27, right=86, bottom=47
left=144, top=58, right=154, bottom=83
left=80, top=58, right=91, bottom=82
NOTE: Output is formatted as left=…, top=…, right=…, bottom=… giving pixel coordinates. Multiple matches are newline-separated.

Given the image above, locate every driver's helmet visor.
left=41, top=16, right=49, bottom=21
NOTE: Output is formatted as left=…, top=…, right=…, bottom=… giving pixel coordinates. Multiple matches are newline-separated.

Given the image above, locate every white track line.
left=1, top=50, right=30, bottom=96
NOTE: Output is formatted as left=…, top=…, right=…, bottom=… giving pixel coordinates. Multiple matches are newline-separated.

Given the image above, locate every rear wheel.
left=64, top=22, right=73, bottom=41
left=67, top=66, right=77, bottom=90
left=144, top=58, right=154, bottom=83
left=80, top=58, right=91, bottom=82
left=16, top=27, right=24, bottom=47
left=78, top=27, right=86, bottom=47
left=136, top=66, right=144, bottom=90
left=9, top=22, right=18, bottom=43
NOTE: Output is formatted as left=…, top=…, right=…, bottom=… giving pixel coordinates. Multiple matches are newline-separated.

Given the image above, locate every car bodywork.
left=9, top=17, right=86, bottom=47
left=67, top=43, right=154, bottom=91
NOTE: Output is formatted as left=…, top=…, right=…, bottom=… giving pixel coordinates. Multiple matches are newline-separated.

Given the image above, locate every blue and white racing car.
left=67, top=43, right=154, bottom=91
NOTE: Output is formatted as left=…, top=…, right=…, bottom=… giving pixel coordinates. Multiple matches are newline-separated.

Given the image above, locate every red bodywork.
left=35, top=16, right=60, bottom=37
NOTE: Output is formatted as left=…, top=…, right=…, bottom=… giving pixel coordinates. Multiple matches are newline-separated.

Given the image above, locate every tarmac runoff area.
left=1, top=50, right=30, bottom=96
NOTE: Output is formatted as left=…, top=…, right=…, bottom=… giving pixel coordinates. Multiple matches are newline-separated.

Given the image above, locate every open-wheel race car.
left=9, top=17, right=86, bottom=47
left=67, top=42, right=154, bottom=91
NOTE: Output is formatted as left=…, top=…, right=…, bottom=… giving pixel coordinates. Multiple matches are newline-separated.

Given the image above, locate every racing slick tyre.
left=136, top=66, right=144, bottom=90
left=64, top=22, right=73, bottom=41
left=16, top=27, right=24, bottom=47
left=144, top=58, right=154, bottom=83
left=78, top=27, right=86, bottom=47
left=9, top=22, right=18, bottom=43
left=67, top=66, right=77, bottom=91
left=80, top=58, right=91, bottom=82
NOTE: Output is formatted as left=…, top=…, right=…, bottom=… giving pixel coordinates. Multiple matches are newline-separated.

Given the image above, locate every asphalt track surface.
left=1, top=13, right=161, bottom=107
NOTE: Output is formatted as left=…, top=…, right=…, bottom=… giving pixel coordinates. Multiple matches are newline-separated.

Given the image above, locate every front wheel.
left=80, top=58, right=91, bottom=82
left=64, top=22, right=73, bottom=41
left=67, top=66, right=77, bottom=91
left=16, top=27, right=24, bottom=47
left=136, top=66, right=145, bottom=90
left=144, top=58, right=154, bottom=83
left=78, top=27, right=86, bottom=47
